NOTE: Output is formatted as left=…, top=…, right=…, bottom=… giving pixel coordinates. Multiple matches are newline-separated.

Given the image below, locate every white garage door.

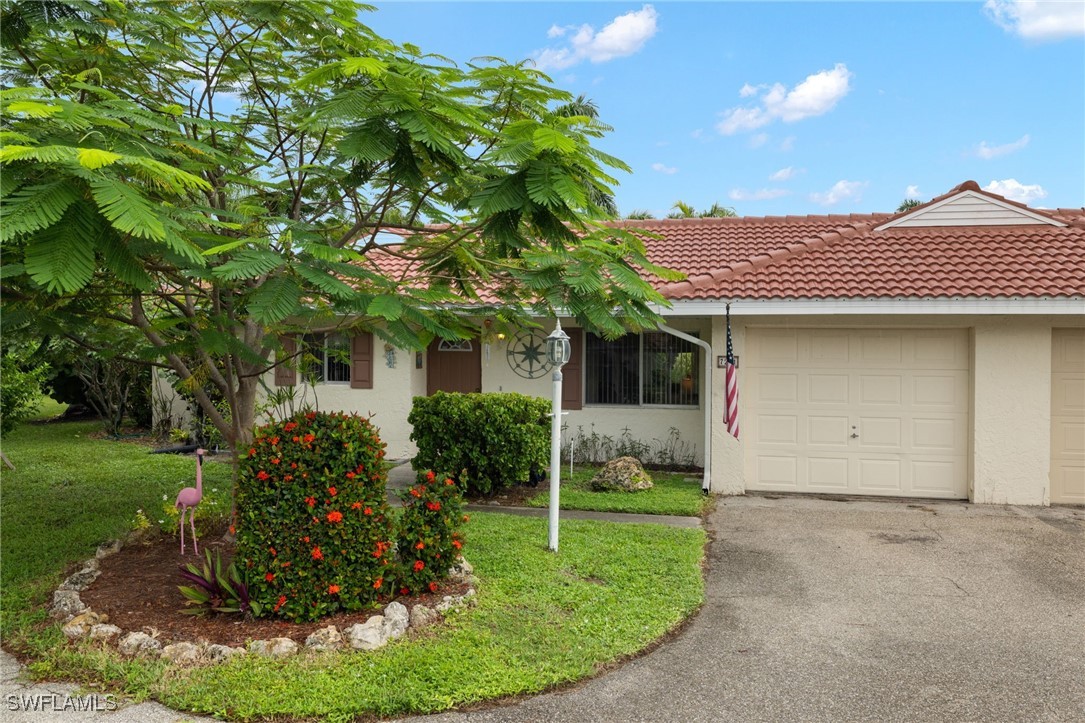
left=745, top=328, right=969, bottom=499
left=1050, top=329, right=1085, bottom=505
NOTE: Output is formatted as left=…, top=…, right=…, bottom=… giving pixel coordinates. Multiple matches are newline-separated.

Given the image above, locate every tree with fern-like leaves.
left=0, top=1, right=681, bottom=484
left=666, top=201, right=737, bottom=218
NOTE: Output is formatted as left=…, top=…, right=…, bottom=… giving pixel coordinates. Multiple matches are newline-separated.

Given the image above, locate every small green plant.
left=131, top=508, right=152, bottom=533
left=409, top=392, right=549, bottom=496
left=0, top=351, right=47, bottom=437
left=178, top=549, right=262, bottom=616
left=396, top=470, right=466, bottom=596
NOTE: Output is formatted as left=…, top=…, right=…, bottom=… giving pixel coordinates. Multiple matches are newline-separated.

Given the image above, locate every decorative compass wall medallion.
left=506, top=331, right=552, bottom=379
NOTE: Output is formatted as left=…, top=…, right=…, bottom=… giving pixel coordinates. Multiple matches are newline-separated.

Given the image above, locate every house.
left=237, top=181, right=1085, bottom=505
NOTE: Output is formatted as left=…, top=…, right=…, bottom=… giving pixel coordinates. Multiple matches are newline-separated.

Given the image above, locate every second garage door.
left=745, top=328, right=969, bottom=499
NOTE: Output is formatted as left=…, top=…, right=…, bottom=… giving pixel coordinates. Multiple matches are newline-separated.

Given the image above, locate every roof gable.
left=876, top=182, right=1065, bottom=231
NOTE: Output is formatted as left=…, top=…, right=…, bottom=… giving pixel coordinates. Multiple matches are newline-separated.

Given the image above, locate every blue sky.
left=367, top=1, right=1084, bottom=217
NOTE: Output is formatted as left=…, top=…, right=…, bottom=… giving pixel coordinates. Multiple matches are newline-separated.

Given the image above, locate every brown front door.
left=427, top=338, right=482, bottom=395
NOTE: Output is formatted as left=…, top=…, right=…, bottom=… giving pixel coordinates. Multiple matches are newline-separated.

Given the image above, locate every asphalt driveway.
left=409, top=495, right=1085, bottom=723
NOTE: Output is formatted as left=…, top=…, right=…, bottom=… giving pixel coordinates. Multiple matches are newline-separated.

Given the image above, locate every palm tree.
left=625, top=209, right=656, bottom=220
left=666, top=201, right=737, bottom=219
left=896, top=198, right=923, bottom=212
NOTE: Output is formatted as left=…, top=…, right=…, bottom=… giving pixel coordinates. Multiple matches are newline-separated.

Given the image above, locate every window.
left=585, top=332, right=699, bottom=406
left=302, top=333, right=350, bottom=383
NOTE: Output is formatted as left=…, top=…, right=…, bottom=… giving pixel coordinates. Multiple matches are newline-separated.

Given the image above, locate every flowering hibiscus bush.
left=396, top=470, right=466, bottom=596
left=236, top=411, right=393, bottom=622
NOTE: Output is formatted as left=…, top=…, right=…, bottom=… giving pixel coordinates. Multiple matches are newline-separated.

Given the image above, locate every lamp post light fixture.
left=545, top=320, right=571, bottom=552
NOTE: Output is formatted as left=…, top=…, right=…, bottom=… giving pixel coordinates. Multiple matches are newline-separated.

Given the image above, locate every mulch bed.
left=79, top=531, right=470, bottom=648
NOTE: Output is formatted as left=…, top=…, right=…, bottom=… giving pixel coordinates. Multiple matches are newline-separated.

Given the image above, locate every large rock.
left=590, top=457, right=653, bottom=492
left=88, top=624, right=123, bottom=642
left=409, top=604, right=439, bottom=629
left=248, top=637, right=298, bottom=658
left=61, top=611, right=104, bottom=639
left=59, top=566, right=101, bottom=591
left=304, top=626, right=343, bottom=652
left=161, top=642, right=201, bottom=665
left=95, top=540, right=122, bottom=559
left=382, top=602, right=409, bottom=640
left=345, top=616, right=388, bottom=651
left=118, top=632, right=162, bottom=656
left=449, top=556, right=473, bottom=579
left=50, top=590, right=86, bottom=620
left=206, top=644, right=245, bottom=664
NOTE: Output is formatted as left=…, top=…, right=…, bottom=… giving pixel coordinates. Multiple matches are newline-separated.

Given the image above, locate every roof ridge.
left=609, top=212, right=890, bottom=227
left=658, top=217, right=880, bottom=297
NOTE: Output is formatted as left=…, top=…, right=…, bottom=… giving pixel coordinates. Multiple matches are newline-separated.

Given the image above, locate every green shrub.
left=236, top=411, right=393, bottom=622
left=409, top=392, right=550, bottom=496
left=0, top=352, right=47, bottom=436
left=396, top=470, right=466, bottom=595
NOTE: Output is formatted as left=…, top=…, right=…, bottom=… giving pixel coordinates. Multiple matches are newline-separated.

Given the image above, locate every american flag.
left=724, top=306, right=740, bottom=439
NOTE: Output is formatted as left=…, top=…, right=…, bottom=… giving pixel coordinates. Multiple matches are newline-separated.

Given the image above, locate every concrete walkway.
left=386, top=462, right=703, bottom=528
left=1, top=648, right=216, bottom=722
left=403, top=496, right=1085, bottom=722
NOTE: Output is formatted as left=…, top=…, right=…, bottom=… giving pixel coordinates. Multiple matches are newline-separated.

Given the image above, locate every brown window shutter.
left=275, top=336, right=297, bottom=387
left=351, top=333, right=374, bottom=389
left=562, top=328, right=582, bottom=410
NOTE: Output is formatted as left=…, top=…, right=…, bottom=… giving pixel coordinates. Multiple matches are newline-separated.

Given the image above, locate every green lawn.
left=526, top=466, right=710, bottom=517
left=0, top=420, right=706, bottom=721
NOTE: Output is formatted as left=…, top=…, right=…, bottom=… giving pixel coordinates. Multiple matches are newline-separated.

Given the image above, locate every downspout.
left=657, top=323, right=712, bottom=493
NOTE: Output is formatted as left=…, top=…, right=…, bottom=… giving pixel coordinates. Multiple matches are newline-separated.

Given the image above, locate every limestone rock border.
left=51, top=534, right=477, bottom=666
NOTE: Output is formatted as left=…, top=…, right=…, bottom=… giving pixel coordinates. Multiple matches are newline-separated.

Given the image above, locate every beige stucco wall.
left=708, top=314, right=1081, bottom=505
left=971, top=322, right=1052, bottom=505
left=272, top=344, right=427, bottom=461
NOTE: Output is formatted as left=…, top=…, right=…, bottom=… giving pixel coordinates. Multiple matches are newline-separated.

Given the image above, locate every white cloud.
left=717, top=63, right=853, bottom=135
left=728, top=187, right=791, bottom=201
left=984, top=1, right=1085, bottom=41
left=983, top=178, right=1048, bottom=203
left=778, top=135, right=796, bottom=151
left=810, top=180, right=866, bottom=206
left=769, top=166, right=800, bottom=182
left=533, top=5, right=659, bottom=70
left=738, top=83, right=762, bottom=98
left=651, top=162, right=678, bottom=175
left=904, top=184, right=922, bottom=199
left=748, top=132, right=769, bottom=148
left=975, top=133, right=1030, bottom=159
left=690, top=128, right=704, bottom=139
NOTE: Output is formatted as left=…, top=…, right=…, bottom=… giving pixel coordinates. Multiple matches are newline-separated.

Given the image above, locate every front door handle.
left=850, top=433, right=859, bottom=439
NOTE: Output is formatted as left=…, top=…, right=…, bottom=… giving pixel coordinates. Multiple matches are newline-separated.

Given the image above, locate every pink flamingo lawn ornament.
left=176, top=449, right=206, bottom=555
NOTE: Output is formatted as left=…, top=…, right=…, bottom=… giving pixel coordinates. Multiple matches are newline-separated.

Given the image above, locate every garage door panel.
left=809, top=416, right=849, bottom=446
left=757, top=374, right=798, bottom=403
left=857, top=459, right=902, bottom=491
left=859, top=375, right=902, bottom=405
left=913, top=333, right=969, bottom=369
left=758, top=415, right=798, bottom=445
left=912, top=418, right=960, bottom=452
left=808, top=374, right=849, bottom=404
left=808, top=457, right=848, bottom=488
left=858, top=417, right=902, bottom=449
left=757, top=456, right=798, bottom=487
left=859, top=334, right=903, bottom=365
left=746, top=328, right=969, bottom=499
left=1051, top=329, right=1085, bottom=505
left=912, top=460, right=963, bottom=496
left=913, top=374, right=967, bottom=408
left=811, top=333, right=850, bottom=363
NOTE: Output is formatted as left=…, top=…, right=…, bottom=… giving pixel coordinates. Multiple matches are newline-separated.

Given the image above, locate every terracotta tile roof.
left=364, top=182, right=1085, bottom=303
left=658, top=219, right=1085, bottom=300
left=649, top=182, right=1085, bottom=300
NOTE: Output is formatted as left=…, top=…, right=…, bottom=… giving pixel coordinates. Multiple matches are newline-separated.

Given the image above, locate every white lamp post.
left=545, top=319, right=571, bottom=552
